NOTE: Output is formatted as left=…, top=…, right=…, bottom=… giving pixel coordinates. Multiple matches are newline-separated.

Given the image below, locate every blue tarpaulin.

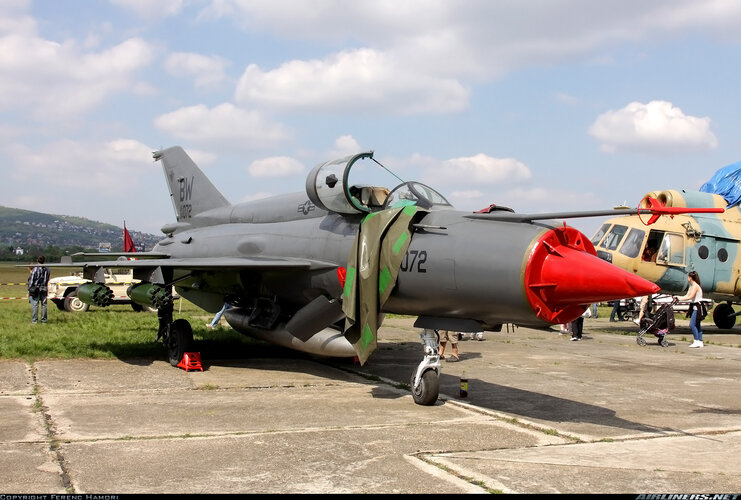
left=700, top=161, right=741, bottom=208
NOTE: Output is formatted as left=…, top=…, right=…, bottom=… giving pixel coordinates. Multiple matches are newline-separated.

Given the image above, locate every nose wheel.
left=410, top=329, right=441, bottom=406
left=410, top=369, right=439, bottom=406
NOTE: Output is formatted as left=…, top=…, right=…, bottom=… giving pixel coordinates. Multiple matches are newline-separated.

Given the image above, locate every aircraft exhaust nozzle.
left=525, top=226, right=660, bottom=324
left=76, top=282, right=114, bottom=307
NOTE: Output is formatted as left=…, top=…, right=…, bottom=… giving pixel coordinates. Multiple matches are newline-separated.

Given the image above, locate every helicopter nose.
left=524, top=226, right=659, bottom=324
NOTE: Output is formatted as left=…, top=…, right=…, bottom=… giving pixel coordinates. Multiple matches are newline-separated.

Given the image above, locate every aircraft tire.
left=410, top=369, right=439, bottom=406
left=712, top=303, right=736, bottom=329
left=64, top=291, right=89, bottom=313
left=166, top=319, right=194, bottom=367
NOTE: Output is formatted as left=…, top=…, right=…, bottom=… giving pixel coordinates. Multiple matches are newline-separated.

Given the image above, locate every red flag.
left=123, top=223, right=137, bottom=253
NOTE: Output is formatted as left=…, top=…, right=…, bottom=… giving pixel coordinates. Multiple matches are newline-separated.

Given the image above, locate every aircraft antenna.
left=371, top=158, right=405, bottom=184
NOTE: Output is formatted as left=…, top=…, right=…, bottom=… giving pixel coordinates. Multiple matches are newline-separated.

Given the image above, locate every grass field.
left=0, top=262, right=658, bottom=362
left=0, top=262, right=258, bottom=362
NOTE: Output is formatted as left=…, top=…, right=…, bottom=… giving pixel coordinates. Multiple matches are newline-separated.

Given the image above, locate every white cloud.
left=7, top=139, right=152, bottom=188
left=103, top=138, right=153, bottom=162
left=0, top=33, right=154, bottom=117
left=0, top=138, right=176, bottom=233
left=447, top=189, right=485, bottom=209
left=186, top=149, right=218, bottom=167
left=588, top=100, right=718, bottom=154
left=432, top=154, right=532, bottom=186
left=235, top=48, right=469, bottom=115
left=164, top=52, right=229, bottom=88
left=153, top=103, right=290, bottom=149
left=0, top=1, right=35, bottom=36
left=450, top=189, right=484, bottom=198
left=110, top=0, right=185, bottom=18
left=329, top=135, right=363, bottom=157
left=211, top=0, right=741, bottom=81
left=248, top=156, right=304, bottom=177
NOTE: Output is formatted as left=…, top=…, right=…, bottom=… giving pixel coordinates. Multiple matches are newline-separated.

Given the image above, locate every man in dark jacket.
left=28, top=255, right=51, bottom=324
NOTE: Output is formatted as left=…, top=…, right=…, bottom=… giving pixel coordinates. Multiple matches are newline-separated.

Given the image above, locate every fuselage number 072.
left=400, top=250, right=427, bottom=273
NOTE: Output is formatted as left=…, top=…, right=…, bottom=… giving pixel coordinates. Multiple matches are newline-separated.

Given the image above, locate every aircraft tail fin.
left=153, top=146, right=231, bottom=221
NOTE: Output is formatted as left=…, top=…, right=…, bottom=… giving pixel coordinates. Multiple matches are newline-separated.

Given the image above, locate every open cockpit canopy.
left=305, top=151, right=451, bottom=215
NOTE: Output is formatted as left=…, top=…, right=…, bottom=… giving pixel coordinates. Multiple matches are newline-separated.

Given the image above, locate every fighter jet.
left=590, top=162, right=738, bottom=329
left=46, top=146, right=719, bottom=405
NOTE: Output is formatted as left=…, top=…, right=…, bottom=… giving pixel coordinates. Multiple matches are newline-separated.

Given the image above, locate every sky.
left=1, top=0, right=740, bottom=238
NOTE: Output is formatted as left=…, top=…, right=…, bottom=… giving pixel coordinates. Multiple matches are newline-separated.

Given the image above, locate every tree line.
left=2, top=244, right=99, bottom=263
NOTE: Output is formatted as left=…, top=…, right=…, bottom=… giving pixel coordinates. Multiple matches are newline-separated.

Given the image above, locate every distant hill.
left=0, top=206, right=162, bottom=252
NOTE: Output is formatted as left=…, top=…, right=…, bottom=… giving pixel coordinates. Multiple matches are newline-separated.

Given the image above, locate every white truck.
left=47, top=269, right=156, bottom=313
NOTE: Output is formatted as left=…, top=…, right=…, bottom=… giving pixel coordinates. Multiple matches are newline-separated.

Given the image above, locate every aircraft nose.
left=524, top=226, right=659, bottom=324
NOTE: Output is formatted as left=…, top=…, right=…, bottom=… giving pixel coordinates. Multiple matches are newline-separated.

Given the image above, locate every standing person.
left=206, top=301, right=233, bottom=329
left=570, top=317, right=583, bottom=341
left=634, top=294, right=654, bottom=327
left=678, top=271, right=705, bottom=348
left=28, top=255, right=50, bottom=324
left=570, top=307, right=591, bottom=341
left=438, top=330, right=460, bottom=362
left=609, top=300, right=621, bottom=322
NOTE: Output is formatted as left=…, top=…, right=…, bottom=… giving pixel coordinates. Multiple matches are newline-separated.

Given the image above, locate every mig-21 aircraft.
left=43, top=146, right=721, bottom=405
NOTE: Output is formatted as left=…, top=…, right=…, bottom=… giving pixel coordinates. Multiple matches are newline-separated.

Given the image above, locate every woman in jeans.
left=678, top=271, right=704, bottom=348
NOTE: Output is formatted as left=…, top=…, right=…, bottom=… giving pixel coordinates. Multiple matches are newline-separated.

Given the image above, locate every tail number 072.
left=400, top=250, right=427, bottom=273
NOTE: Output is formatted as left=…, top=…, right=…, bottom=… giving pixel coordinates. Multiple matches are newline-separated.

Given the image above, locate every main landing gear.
left=713, top=301, right=737, bottom=329
left=410, top=328, right=441, bottom=406
left=157, top=303, right=194, bottom=366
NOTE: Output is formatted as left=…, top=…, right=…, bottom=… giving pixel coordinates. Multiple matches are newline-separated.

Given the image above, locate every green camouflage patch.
left=361, top=324, right=374, bottom=348
left=392, top=232, right=409, bottom=255
left=361, top=212, right=380, bottom=225
left=343, top=266, right=356, bottom=298
left=403, top=205, right=418, bottom=217
left=378, top=266, right=391, bottom=295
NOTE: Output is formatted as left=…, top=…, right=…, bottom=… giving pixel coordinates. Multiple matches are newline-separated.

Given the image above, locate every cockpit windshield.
left=383, top=182, right=452, bottom=210
left=306, top=151, right=452, bottom=215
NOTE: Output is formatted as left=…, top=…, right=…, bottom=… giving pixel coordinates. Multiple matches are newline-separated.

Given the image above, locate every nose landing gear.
left=410, top=329, right=441, bottom=406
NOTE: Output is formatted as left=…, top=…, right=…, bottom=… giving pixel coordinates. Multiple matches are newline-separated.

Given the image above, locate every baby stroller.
left=636, top=297, right=676, bottom=347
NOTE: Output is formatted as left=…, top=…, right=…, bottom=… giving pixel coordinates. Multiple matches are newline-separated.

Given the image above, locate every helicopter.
left=590, top=161, right=741, bottom=329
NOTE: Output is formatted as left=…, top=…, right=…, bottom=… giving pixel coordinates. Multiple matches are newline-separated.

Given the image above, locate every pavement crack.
left=30, top=361, right=74, bottom=493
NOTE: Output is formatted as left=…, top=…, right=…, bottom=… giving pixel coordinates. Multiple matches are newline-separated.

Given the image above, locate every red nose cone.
left=524, top=226, right=660, bottom=324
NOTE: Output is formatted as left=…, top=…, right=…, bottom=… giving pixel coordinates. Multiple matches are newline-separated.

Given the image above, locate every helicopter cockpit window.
left=599, top=224, right=628, bottom=251
left=383, top=182, right=452, bottom=211
left=642, top=230, right=663, bottom=262
left=591, top=223, right=611, bottom=246
left=656, top=232, right=684, bottom=266
left=619, top=227, right=645, bottom=258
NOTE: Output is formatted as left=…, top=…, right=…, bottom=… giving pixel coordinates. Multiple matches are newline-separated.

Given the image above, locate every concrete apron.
left=1, top=315, right=739, bottom=494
